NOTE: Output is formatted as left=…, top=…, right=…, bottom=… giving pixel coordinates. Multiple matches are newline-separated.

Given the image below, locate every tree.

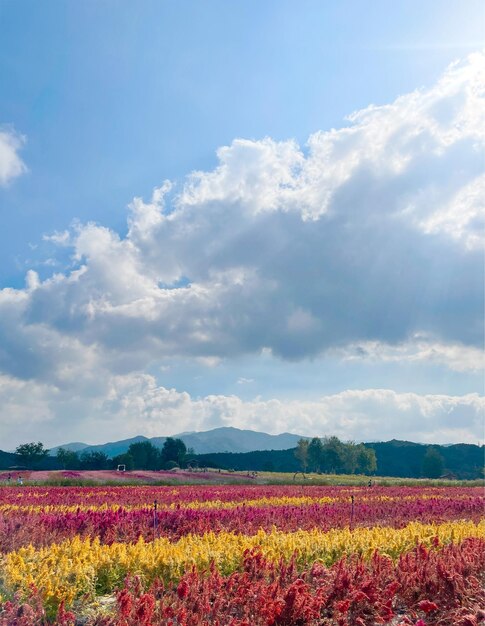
left=422, top=447, right=444, bottom=478
left=185, top=447, right=196, bottom=463
left=165, top=460, right=180, bottom=470
left=294, top=439, right=309, bottom=472
left=355, top=445, right=377, bottom=475
left=161, top=438, right=187, bottom=468
left=128, top=442, right=160, bottom=470
left=79, top=451, right=109, bottom=470
left=321, top=437, right=346, bottom=473
left=342, top=441, right=359, bottom=474
left=263, top=459, right=275, bottom=472
left=111, top=453, right=134, bottom=471
left=56, top=448, right=80, bottom=470
left=307, top=437, right=323, bottom=472
left=15, top=442, right=49, bottom=468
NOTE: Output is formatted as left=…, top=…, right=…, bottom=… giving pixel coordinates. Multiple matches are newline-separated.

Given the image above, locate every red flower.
left=418, top=600, right=438, bottom=613
left=177, top=579, right=190, bottom=599
left=135, top=594, right=155, bottom=626
left=336, top=599, right=351, bottom=613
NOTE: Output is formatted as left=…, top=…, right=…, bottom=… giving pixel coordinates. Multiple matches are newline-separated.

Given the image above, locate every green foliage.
left=79, top=450, right=109, bottom=470
left=263, top=459, right=275, bottom=472
left=321, top=436, right=346, bottom=473
left=294, top=438, right=309, bottom=472
left=185, top=447, right=196, bottom=463
left=15, top=442, right=49, bottom=468
left=195, top=449, right=300, bottom=473
left=365, top=440, right=484, bottom=479
left=128, top=442, right=160, bottom=470
left=183, top=439, right=484, bottom=479
left=422, top=446, right=445, bottom=478
left=304, top=437, right=377, bottom=475
left=161, top=437, right=187, bottom=468
left=355, top=444, right=377, bottom=474
left=165, top=460, right=180, bottom=470
left=112, top=452, right=134, bottom=471
left=56, top=448, right=80, bottom=470
left=307, top=437, right=323, bottom=472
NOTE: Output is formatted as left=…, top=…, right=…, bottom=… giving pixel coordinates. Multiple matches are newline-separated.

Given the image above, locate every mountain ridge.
left=49, top=427, right=306, bottom=457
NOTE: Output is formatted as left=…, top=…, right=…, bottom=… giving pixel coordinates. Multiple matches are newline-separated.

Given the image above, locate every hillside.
left=50, top=427, right=305, bottom=456
left=3, top=429, right=483, bottom=479
left=195, top=441, right=484, bottom=480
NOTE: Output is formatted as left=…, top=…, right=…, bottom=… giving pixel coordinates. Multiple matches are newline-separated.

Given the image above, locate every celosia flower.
left=177, top=580, right=189, bottom=599
left=418, top=600, right=439, bottom=613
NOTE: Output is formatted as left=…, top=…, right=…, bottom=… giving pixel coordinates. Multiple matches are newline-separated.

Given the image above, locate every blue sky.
left=0, top=1, right=483, bottom=448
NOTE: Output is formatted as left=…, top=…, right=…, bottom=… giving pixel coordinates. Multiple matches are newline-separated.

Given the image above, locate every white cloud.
left=0, top=53, right=483, bottom=446
left=0, top=126, right=27, bottom=186
left=43, top=230, right=71, bottom=246
left=418, top=173, right=485, bottom=250
left=23, top=52, right=479, bottom=364
left=179, top=138, right=304, bottom=215
left=335, top=336, right=484, bottom=372
left=0, top=371, right=482, bottom=449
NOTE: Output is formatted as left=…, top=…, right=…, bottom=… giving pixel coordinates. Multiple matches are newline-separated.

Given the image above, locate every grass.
left=260, top=471, right=485, bottom=487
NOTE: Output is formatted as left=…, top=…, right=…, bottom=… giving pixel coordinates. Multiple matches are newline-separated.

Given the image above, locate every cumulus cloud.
left=1, top=53, right=480, bottom=370
left=0, top=371, right=482, bottom=449
left=97, top=380, right=485, bottom=445
left=0, top=126, right=27, bottom=186
left=0, top=53, right=483, bottom=445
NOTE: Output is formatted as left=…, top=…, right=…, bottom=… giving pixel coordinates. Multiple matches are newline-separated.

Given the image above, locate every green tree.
left=342, top=441, right=359, bottom=474
left=321, top=436, right=346, bottom=473
left=56, top=448, right=80, bottom=470
left=161, top=438, right=187, bottom=468
left=111, top=453, right=134, bottom=471
left=263, top=459, right=275, bottom=472
left=307, top=437, right=323, bottom=472
left=294, top=438, right=309, bottom=472
left=15, top=442, right=49, bottom=468
left=355, top=445, right=377, bottom=475
left=79, top=451, right=109, bottom=470
left=127, top=442, right=160, bottom=470
left=422, top=447, right=444, bottom=478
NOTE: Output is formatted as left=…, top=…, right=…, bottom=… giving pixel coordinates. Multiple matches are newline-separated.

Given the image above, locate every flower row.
left=2, top=520, right=483, bottom=614
left=1, top=493, right=480, bottom=515
left=1, top=484, right=482, bottom=508
left=2, top=537, right=484, bottom=625
left=1, top=493, right=483, bottom=553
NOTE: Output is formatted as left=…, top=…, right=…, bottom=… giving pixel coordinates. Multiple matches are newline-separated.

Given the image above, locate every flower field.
left=0, top=485, right=483, bottom=625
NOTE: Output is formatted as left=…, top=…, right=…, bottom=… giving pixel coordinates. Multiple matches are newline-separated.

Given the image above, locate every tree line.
left=13, top=439, right=191, bottom=471
left=3, top=437, right=483, bottom=479
left=294, top=437, right=451, bottom=479
left=189, top=441, right=484, bottom=479
left=294, top=437, right=377, bottom=474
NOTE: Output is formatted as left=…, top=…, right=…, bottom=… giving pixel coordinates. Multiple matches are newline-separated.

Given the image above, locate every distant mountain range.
left=2, top=428, right=482, bottom=478
left=49, top=427, right=305, bottom=457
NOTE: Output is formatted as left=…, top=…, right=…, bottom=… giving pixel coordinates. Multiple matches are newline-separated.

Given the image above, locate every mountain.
left=49, top=441, right=90, bottom=454
left=178, top=427, right=304, bottom=454
left=50, top=427, right=305, bottom=457
left=0, top=449, right=21, bottom=468
left=51, top=435, right=152, bottom=459
left=365, top=440, right=485, bottom=479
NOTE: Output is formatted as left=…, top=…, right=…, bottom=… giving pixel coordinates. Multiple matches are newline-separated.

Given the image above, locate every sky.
left=0, top=0, right=484, bottom=449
